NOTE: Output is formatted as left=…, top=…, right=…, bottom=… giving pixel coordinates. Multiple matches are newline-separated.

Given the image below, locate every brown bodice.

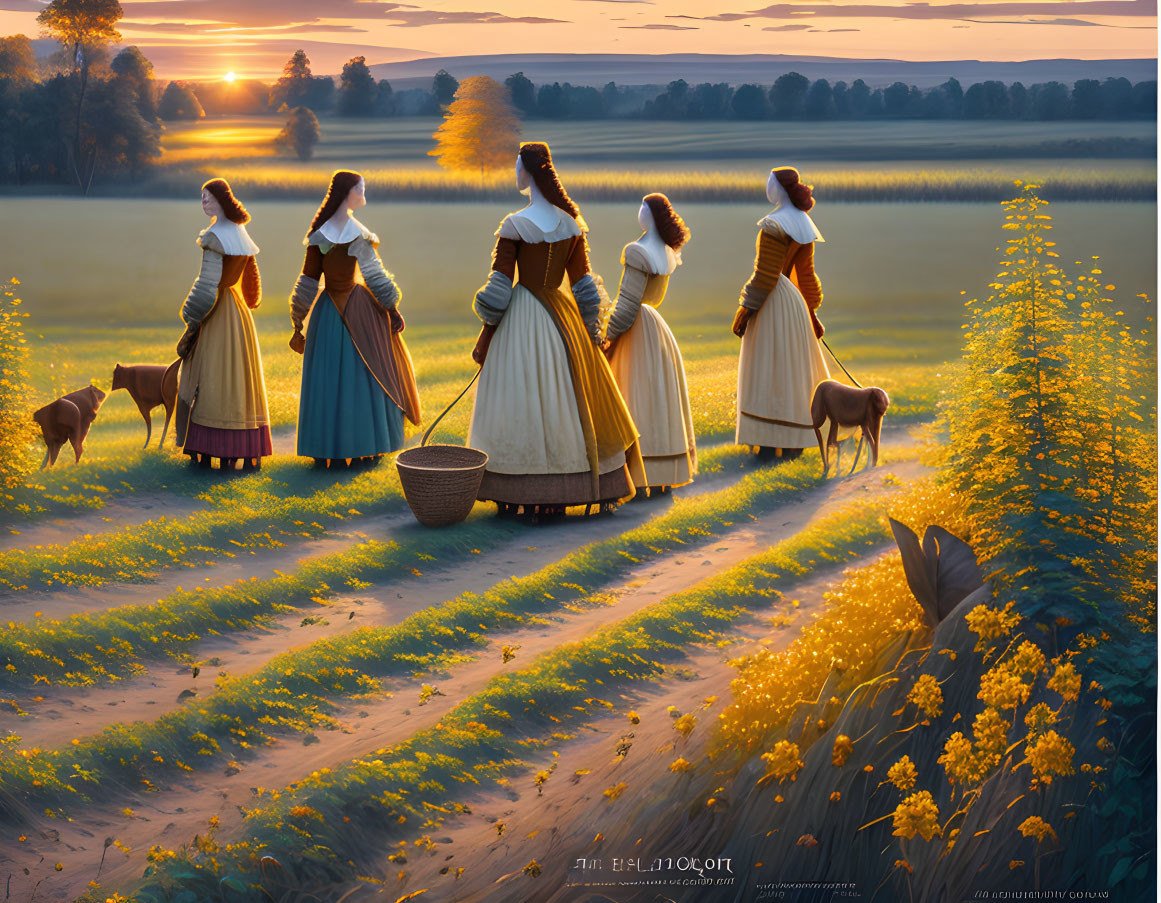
left=302, top=240, right=361, bottom=310
left=515, top=237, right=579, bottom=293
left=220, top=255, right=247, bottom=287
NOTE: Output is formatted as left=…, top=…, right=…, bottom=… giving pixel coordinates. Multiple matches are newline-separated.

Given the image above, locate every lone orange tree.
left=429, top=75, right=521, bottom=174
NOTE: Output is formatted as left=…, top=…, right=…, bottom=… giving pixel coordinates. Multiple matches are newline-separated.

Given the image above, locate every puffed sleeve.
left=180, top=247, right=223, bottom=326
left=739, top=225, right=791, bottom=312
left=473, top=237, right=519, bottom=324
left=242, top=256, right=261, bottom=310
left=566, top=235, right=602, bottom=342
left=350, top=234, right=401, bottom=311
left=290, top=244, right=324, bottom=329
left=791, top=241, right=823, bottom=311
left=605, top=252, right=649, bottom=341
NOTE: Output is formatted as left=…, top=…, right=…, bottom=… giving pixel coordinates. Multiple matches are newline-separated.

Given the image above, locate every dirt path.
left=0, top=456, right=923, bottom=903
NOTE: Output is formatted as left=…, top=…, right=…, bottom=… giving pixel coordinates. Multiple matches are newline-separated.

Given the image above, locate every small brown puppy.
left=810, top=379, right=889, bottom=477
left=112, top=361, right=180, bottom=448
left=33, top=384, right=107, bottom=469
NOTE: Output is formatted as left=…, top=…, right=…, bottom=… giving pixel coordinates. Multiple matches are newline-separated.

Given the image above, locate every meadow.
left=0, top=110, right=1153, bottom=901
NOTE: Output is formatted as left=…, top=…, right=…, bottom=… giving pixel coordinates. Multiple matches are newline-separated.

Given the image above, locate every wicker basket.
left=396, top=444, right=488, bottom=527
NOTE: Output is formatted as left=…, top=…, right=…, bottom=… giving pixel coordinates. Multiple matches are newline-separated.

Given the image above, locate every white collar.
left=631, top=236, right=681, bottom=275
left=318, top=213, right=367, bottom=245
left=203, top=219, right=259, bottom=255
left=762, top=178, right=824, bottom=244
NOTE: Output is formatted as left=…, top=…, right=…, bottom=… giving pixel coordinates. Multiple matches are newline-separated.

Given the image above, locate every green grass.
left=106, top=490, right=910, bottom=901
left=0, top=470, right=901, bottom=820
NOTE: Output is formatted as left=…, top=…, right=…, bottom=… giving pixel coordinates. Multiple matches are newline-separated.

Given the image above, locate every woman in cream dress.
left=174, top=178, right=271, bottom=471
left=603, top=193, right=696, bottom=495
left=733, top=167, right=849, bottom=459
left=469, top=141, right=644, bottom=519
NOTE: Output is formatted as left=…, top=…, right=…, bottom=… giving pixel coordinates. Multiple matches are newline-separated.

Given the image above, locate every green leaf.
left=1108, top=857, right=1133, bottom=886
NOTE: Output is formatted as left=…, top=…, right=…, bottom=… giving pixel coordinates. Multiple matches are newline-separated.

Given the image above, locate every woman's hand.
left=600, top=336, right=618, bottom=360
left=732, top=307, right=753, bottom=338
left=472, top=323, right=497, bottom=366
left=389, top=308, right=405, bottom=334
left=289, top=326, right=306, bottom=355
left=809, top=308, right=825, bottom=340
left=176, top=323, right=199, bottom=359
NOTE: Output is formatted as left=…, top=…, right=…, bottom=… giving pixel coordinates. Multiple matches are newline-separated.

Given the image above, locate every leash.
left=420, top=368, right=480, bottom=447
left=822, top=337, right=862, bottom=388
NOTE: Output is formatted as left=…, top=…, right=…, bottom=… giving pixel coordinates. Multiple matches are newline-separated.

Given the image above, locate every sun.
left=224, top=71, right=236, bottom=82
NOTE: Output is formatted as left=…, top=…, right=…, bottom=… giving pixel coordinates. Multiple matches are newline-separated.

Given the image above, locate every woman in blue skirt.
left=289, top=170, right=421, bottom=467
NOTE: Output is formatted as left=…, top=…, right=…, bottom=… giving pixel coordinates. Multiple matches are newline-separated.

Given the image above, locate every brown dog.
left=112, top=361, right=180, bottom=449
left=33, top=385, right=107, bottom=469
left=810, top=379, right=889, bottom=477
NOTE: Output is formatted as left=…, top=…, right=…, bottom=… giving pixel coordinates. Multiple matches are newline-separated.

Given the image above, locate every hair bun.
left=774, top=167, right=814, bottom=212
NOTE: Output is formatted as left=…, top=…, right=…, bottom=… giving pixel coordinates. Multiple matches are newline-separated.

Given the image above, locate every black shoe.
left=781, top=447, right=804, bottom=461
left=755, top=446, right=778, bottom=462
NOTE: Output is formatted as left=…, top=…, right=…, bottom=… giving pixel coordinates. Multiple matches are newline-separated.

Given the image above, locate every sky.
left=0, top=0, right=1155, bottom=78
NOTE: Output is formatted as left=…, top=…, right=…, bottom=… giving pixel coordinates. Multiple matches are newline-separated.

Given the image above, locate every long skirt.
left=468, top=283, right=635, bottom=505
left=608, top=304, right=696, bottom=488
left=297, top=293, right=405, bottom=459
left=736, top=273, right=851, bottom=449
left=179, top=284, right=272, bottom=458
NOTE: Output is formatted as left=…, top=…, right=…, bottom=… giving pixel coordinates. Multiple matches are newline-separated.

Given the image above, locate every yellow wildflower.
left=1026, top=730, right=1075, bottom=783
left=908, top=674, right=943, bottom=718
left=761, top=740, right=804, bottom=783
left=1047, top=662, right=1081, bottom=701
left=1017, top=816, right=1056, bottom=844
left=978, top=661, right=1031, bottom=710
left=892, top=791, right=942, bottom=841
left=832, top=734, right=854, bottom=767
left=965, top=601, right=1020, bottom=649
left=1024, top=703, right=1057, bottom=736
left=1010, top=641, right=1046, bottom=676
left=887, top=755, right=918, bottom=791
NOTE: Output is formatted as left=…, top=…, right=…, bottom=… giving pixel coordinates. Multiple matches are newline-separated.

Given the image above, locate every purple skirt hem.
left=185, top=423, right=273, bottom=458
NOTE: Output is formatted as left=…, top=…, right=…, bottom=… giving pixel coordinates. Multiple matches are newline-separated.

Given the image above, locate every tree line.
left=153, top=55, right=1159, bottom=123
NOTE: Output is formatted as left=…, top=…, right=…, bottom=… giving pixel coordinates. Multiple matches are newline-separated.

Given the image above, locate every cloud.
left=684, top=0, right=1155, bottom=22
left=122, top=21, right=368, bottom=35
left=763, top=23, right=813, bottom=30
left=619, top=23, right=699, bottom=29
left=382, top=11, right=568, bottom=27
left=960, top=15, right=1155, bottom=24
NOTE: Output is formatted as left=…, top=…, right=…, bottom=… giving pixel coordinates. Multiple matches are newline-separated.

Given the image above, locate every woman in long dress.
left=469, top=141, right=644, bottom=519
left=289, top=170, right=421, bottom=468
left=603, top=193, right=697, bottom=495
left=174, top=178, right=272, bottom=472
left=733, top=167, right=846, bottom=460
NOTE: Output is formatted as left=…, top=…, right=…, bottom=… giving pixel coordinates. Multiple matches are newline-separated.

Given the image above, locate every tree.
left=804, top=78, right=834, bottom=119
left=601, top=81, right=620, bottom=113
left=884, top=81, right=911, bottom=116
left=769, top=71, right=809, bottom=118
left=158, top=80, right=203, bottom=120
left=1099, top=77, right=1133, bottom=118
left=1071, top=78, right=1102, bottom=118
left=1030, top=81, right=1070, bottom=119
left=690, top=82, right=731, bottom=119
left=848, top=79, right=871, bottom=117
left=0, top=35, right=37, bottom=83
left=111, top=45, right=157, bottom=124
left=429, top=75, right=521, bottom=173
left=375, top=79, right=395, bottom=116
left=270, top=50, right=332, bottom=113
left=505, top=71, right=535, bottom=114
left=338, top=55, right=377, bottom=116
left=1131, top=80, right=1157, bottom=117
left=275, top=105, right=320, bottom=160
left=940, top=77, right=964, bottom=117
left=1008, top=81, right=1030, bottom=119
left=432, top=68, right=458, bottom=108
left=536, top=81, right=568, bottom=117
left=730, top=83, right=766, bottom=120
left=832, top=80, right=849, bottom=117
left=36, top=0, right=123, bottom=191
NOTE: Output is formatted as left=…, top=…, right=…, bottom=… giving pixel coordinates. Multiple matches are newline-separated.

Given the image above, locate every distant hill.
left=367, top=53, right=1158, bottom=91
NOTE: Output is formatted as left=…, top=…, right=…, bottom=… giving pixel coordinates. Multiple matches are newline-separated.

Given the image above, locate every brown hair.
left=309, top=170, right=363, bottom=236
left=519, top=142, right=584, bottom=225
left=773, top=167, right=814, bottom=212
left=202, top=178, right=249, bottom=224
left=642, top=193, right=690, bottom=249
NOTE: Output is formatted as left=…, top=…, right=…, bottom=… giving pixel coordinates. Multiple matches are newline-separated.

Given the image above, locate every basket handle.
left=421, top=367, right=481, bottom=447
